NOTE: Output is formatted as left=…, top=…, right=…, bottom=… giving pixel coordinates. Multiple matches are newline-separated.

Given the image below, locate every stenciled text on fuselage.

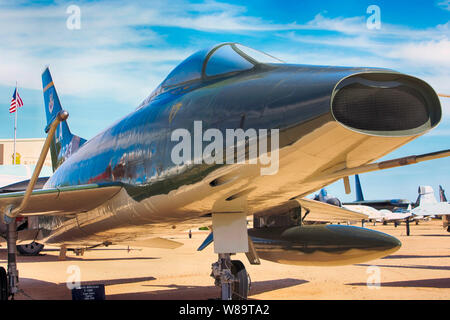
left=171, top=121, right=279, bottom=175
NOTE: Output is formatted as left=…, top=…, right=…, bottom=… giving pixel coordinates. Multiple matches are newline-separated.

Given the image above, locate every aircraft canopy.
left=161, top=43, right=283, bottom=88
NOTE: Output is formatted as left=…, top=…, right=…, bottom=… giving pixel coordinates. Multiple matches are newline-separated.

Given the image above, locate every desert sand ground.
left=0, top=219, right=449, bottom=300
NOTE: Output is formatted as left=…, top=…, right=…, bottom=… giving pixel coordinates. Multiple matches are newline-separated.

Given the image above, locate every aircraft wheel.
left=0, top=266, right=8, bottom=300
left=230, top=260, right=249, bottom=300
left=17, top=242, right=44, bottom=256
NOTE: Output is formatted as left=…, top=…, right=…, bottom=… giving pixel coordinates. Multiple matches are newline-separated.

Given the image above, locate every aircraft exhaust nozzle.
left=331, top=72, right=442, bottom=137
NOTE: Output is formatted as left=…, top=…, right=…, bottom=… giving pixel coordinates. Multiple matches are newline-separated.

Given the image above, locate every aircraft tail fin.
left=319, top=188, right=328, bottom=202
left=416, top=186, right=438, bottom=206
left=439, top=185, right=448, bottom=202
left=42, top=67, right=86, bottom=171
left=355, top=174, right=365, bottom=202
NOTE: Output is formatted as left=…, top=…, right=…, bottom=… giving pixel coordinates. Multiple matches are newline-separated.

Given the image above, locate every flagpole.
left=13, top=81, right=17, bottom=165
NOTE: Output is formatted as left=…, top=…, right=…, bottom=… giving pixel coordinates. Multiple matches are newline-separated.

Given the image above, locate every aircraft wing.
left=382, top=213, right=412, bottom=221
left=306, top=149, right=450, bottom=184
left=296, top=198, right=367, bottom=222
left=0, top=182, right=123, bottom=216
left=342, top=204, right=380, bottom=217
left=412, top=203, right=450, bottom=216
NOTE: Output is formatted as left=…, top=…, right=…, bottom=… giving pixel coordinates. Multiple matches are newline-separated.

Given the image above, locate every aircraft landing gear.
left=5, top=219, right=19, bottom=300
left=211, top=254, right=249, bottom=300
left=0, top=267, right=8, bottom=300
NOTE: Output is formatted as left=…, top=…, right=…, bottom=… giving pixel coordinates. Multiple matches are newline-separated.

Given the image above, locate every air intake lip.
left=331, top=72, right=442, bottom=137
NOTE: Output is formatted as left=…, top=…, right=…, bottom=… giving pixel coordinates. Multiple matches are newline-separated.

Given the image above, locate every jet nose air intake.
left=331, top=73, right=442, bottom=136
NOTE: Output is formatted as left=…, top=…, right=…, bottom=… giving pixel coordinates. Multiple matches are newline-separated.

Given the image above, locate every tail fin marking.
left=42, top=67, right=86, bottom=171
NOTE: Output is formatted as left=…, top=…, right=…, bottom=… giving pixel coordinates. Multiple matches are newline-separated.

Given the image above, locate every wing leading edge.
left=0, top=182, right=123, bottom=216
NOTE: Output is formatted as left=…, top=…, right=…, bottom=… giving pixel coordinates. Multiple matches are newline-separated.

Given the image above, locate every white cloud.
left=277, top=15, right=450, bottom=117
left=385, top=39, right=450, bottom=68
left=437, top=0, right=450, bottom=11
left=0, top=1, right=448, bottom=109
left=0, top=0, right=295, bottom=101
left=439, top=97, right=450, bottom=118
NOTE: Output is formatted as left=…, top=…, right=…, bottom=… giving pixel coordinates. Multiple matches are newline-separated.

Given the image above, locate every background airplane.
left=313, top=187, right=407, bottom=226
left=343, top=174, right=410, bottom=211
left=0, top=43, right=448, bottom=300
left=348, top=175, right=420, bottom=227
left=412, top=185, right=450, bottom=231
left=320, top=175, right=450, bottom=234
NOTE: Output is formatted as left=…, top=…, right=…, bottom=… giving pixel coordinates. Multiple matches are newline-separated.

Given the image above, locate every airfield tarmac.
left=0, top=219, right=449, bottom=300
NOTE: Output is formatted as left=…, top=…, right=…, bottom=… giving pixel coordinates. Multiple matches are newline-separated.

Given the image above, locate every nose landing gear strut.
left=211, top=253, right=249, bottom=300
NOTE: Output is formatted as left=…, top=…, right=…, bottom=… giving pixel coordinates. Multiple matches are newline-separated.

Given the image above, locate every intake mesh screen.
left=333, top=83, right=429, bottom=131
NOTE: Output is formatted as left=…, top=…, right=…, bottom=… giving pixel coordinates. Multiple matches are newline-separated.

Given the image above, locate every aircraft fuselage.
left=38, top=63, right=441, bottom=245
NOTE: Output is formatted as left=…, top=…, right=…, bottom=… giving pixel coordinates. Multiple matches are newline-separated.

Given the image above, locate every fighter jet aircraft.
left=338, top=177, right=450, bottom=235
left=0, top=43, right=449, bottom=300
left=314, top=187, right=412, bottom=226
left=343, top=174, right=411, bottom=211
left=412, top=185, right=450, bottom=231
left=342, top=175, right=418, bottom=226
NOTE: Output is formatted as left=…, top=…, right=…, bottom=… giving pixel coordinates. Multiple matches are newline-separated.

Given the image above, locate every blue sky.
left=0, top=0, right=449, bottom=201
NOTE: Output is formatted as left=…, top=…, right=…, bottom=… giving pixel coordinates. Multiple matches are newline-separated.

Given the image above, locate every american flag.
left=9, top=88, right=23, bottom=113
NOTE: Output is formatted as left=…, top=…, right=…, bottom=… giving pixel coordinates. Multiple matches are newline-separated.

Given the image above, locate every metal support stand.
left=406, top=219, right=410, bottom=236
left=0, top=111, right=69, bottom=300
left=6, top=219, right=18, bottom=299
left=59, top=245, right=67, bottom=261
left=211, top=253, right=234, bottom=300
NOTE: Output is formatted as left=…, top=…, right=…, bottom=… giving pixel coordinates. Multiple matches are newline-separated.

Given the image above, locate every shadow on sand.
left=10, top=273, right=308, bottom=300
left=356, top=263, right=450, bottom=271
left=107, top=278, right=308, bottom=300
left=347, top=277, right=450, bottom=289
left=382, top=254, right=450, bottom=259
left=12, top=276, right=158, bottom=300
left=0, top=248, right=159, bottom=263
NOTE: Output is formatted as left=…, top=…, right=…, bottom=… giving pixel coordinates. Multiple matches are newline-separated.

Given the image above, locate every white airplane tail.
left=412, top=186, right=450, bottom=224
left=415, top=186, right=438, bottom=206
